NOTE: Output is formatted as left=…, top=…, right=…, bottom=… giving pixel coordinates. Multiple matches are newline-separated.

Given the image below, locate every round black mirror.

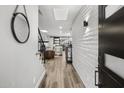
left=11, top=12, right=30, bottom=43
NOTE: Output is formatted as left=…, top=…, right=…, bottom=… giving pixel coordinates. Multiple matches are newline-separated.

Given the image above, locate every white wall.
left=0, top=5, right=45, bottom=88
left=72, top=5, right=98, bottom=88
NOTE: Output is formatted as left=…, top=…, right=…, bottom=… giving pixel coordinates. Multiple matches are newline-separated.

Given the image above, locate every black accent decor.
left=11, top=6, right=30, bottom=43
left=11, top=12, right=30, bottom=43
left=83, top=21, right=88, bottom=27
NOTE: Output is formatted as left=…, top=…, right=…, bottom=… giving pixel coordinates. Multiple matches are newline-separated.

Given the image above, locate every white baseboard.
left=35, top=70, right=46, bottom=88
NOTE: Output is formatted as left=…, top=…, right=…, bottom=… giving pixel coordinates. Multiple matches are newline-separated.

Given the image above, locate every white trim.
left=35, top=70, right=46, bottom=88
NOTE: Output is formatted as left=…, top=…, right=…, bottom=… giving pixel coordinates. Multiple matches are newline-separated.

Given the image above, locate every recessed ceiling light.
left=59, top=26, right=63, bottom=29
left=40, top=30, right=48, bottom=33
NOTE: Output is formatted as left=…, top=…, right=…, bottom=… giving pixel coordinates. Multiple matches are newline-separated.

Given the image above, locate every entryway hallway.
left=39, top=52, right=85, bottom=88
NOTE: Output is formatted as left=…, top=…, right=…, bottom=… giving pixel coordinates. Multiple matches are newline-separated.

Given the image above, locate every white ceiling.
left=38, top=5, right=82, bottom=37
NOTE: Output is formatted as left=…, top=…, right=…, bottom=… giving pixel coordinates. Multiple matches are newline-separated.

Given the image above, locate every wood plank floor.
left=39, top=52, right=85, bottom=88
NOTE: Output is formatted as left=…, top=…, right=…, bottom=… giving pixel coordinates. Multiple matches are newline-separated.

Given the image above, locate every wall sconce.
left=83, top=21, right=88, bottom=27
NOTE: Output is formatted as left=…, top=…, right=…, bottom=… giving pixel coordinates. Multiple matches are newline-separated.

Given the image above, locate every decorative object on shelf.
left=11, top=5, right=30, bottom=43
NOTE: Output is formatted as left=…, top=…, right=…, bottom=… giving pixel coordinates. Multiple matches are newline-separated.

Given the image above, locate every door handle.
left=95, top=69, right=99, bottom=86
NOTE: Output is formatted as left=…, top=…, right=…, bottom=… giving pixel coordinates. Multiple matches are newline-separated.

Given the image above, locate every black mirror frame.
left=11, top=12, right=30, bottom=43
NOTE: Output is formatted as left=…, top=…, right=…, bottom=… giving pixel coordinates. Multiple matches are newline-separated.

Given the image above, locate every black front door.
left=98, top=5, right=124, bottom=88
